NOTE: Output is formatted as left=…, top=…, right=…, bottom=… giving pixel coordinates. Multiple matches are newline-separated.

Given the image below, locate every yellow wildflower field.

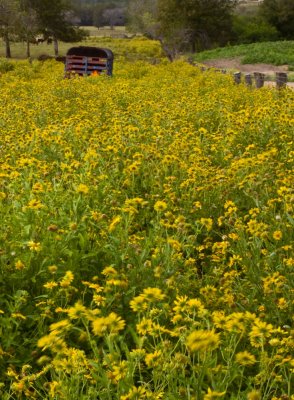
left=0, top=46, right=293, bottom=399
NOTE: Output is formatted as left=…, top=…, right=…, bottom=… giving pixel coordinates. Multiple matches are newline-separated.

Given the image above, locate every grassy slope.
left=193, top=41, right=294, bottom=66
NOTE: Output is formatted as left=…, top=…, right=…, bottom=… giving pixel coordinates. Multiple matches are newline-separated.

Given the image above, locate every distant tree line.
left=0, top=0, right=87, bottom=58
left=72, top=0, right=127, bottom=28
left=0, top=0, right=293, bottom=60
left=127, top=0, right=294, bottom=60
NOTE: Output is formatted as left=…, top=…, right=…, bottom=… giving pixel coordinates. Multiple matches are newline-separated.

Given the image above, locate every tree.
left=102, top=7, right=125, bottom=29
left=30, top=0, right=87, bottom=56
left=159, top=0, right=237, bottom=52
left=127, top=0, right=158, bottom=35
left=0, top=0, right=20, bottom=58
left=259, top=0, right=294, bottom=39
left=18, top=0, right=39, bottom=58
left=127, top=0, right=237, bottom=60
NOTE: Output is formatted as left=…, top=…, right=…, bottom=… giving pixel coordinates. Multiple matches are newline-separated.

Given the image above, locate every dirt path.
left=200, top=57, right=294, bottom=88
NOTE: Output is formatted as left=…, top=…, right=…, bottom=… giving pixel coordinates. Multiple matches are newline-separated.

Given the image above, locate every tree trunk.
left=158, top=38, right=175, bottom=62
left=26, top=39, right=31, bottom=58
left=4, top=32, right=11, bottom=59
left=53, top=36, right=59, bottom=57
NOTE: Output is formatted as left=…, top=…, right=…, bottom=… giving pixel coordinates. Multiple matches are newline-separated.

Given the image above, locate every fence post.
left=234, top=72, right=241, bottom=84
left=245, top=74, right=252, bottom=86
left=254, top=72, right=265, bottom=88
left=276, top=72, right=287, bottom=89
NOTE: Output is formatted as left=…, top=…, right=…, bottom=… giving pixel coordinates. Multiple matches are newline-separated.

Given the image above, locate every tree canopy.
left=0, top=0, right=20, bottom=57
left=259, top=0, right=294, bottom=39
left=127, top=0, right=237, bottom=60
left=0, top=0, right=87, bottom=57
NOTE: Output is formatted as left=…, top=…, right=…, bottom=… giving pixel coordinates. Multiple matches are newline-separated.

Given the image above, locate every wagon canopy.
left=66, top=46, right=113, bottom=60
left=65, top=46, right=114, bottom=77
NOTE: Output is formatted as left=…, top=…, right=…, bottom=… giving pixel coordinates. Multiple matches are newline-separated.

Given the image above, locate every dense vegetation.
left=0, top=37, right=293, bottom=399
left=193, top=40, right=294, bottom=66
left=1, top=0, right=293, bottom=60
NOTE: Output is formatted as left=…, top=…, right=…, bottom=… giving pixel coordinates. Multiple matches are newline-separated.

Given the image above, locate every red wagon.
left=65, top=46, right=114, bottom=77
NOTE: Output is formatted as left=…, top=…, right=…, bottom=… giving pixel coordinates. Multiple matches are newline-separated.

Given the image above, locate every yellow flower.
left=193, top=201, right=202, bottom=209
left=108, top=216, right=122, bottom=232
left=247, top=390, right=261, bottom=400
left=27, top=241, right=42, bottom=251
left=129, top=349, right=146, bottom=360
left=11, top=381, right=25, bottom=393
left=26, top=198, right=44, bottom=210
left=49, top=381, right=61, bottom=398
left=11, top=312, right=26, bottom=320
left=32, top=182, right=44, bottom=193
left=102, top=265, right=118, bottom=276
left=277, top=297, right=288, bottom=309
left=200, top=218, right=213, bottom=231
left=130, top=295, right=148, bottom=312
left=212, top=311, right=227, bottom=329
left=48, top=265, right=58, bottom=274
left=154, top=200, right=167, bottom=212
left=272, top=230, right=282, bottom=240
left=43, top=281, right=58, bottom=289
left=60, top=271, right=74, bottom=288
left=50, top=319, right=72, bottom=332
left=187, top=298, right=206, bottom=316
left=120, top=386, right=147, bottom=400
left=186, top=330, right=220, bottom=352
left=136, top=318, right=153, bottom=335
left=142, top=287, right=165, bottom=302
left=108, top=360, right=128, bottom=382
left=235, top=351, right=256, bottom=366
left=145, top=350, right=162, bottom=368
left=204, top=388, right=226, bottom=400
left=92, top=312, right=125, bottom=336
left=66, top=301, right=87, bottom=319
left=15, top=260, right=25, bottom=270
left=249, top=319, right=274, bottom=347
left=37, top=334, right=67, bottom=353
left=120, top=386, right=163, bottom=400
left=225, top=312, right=247, bottom=333
left=76, top=183, right=89, bottom=194
left=106, top=312, right=126, bottom=334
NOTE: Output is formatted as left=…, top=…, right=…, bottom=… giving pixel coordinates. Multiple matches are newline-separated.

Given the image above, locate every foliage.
left=0, top=44, right=293, bottom=399
left=0, top=0, right=88, bottom=58
left=127, top=0, right=237, bottom=59
left=72, top=0, right=128, bottom=26
left=29, top=0, right=88, bottom=56
left=193, top=40, right=294, bottom=65
left=0, top=0, right=19, bottom=57
left=259, top=0, right=294, bottom=39
left=232, top=15, right=279, bottom=44
left=0, top=57, right=14, bottom=72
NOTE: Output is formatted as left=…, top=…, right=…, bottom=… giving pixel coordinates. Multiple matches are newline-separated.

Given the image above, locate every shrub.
left=232, top=15, right=280, bottom=44
left=0, top=58, right=15, bottom=73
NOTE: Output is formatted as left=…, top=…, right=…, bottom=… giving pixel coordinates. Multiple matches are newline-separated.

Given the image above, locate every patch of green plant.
left=0, top=58, right=15, bottom=73
left=232, top=15, right=279, bottom=44
left=194, top=41, right=294, bottom=65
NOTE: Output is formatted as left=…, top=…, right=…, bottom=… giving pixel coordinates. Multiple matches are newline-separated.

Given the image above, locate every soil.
left=200, top=57, right=294, bottom=88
